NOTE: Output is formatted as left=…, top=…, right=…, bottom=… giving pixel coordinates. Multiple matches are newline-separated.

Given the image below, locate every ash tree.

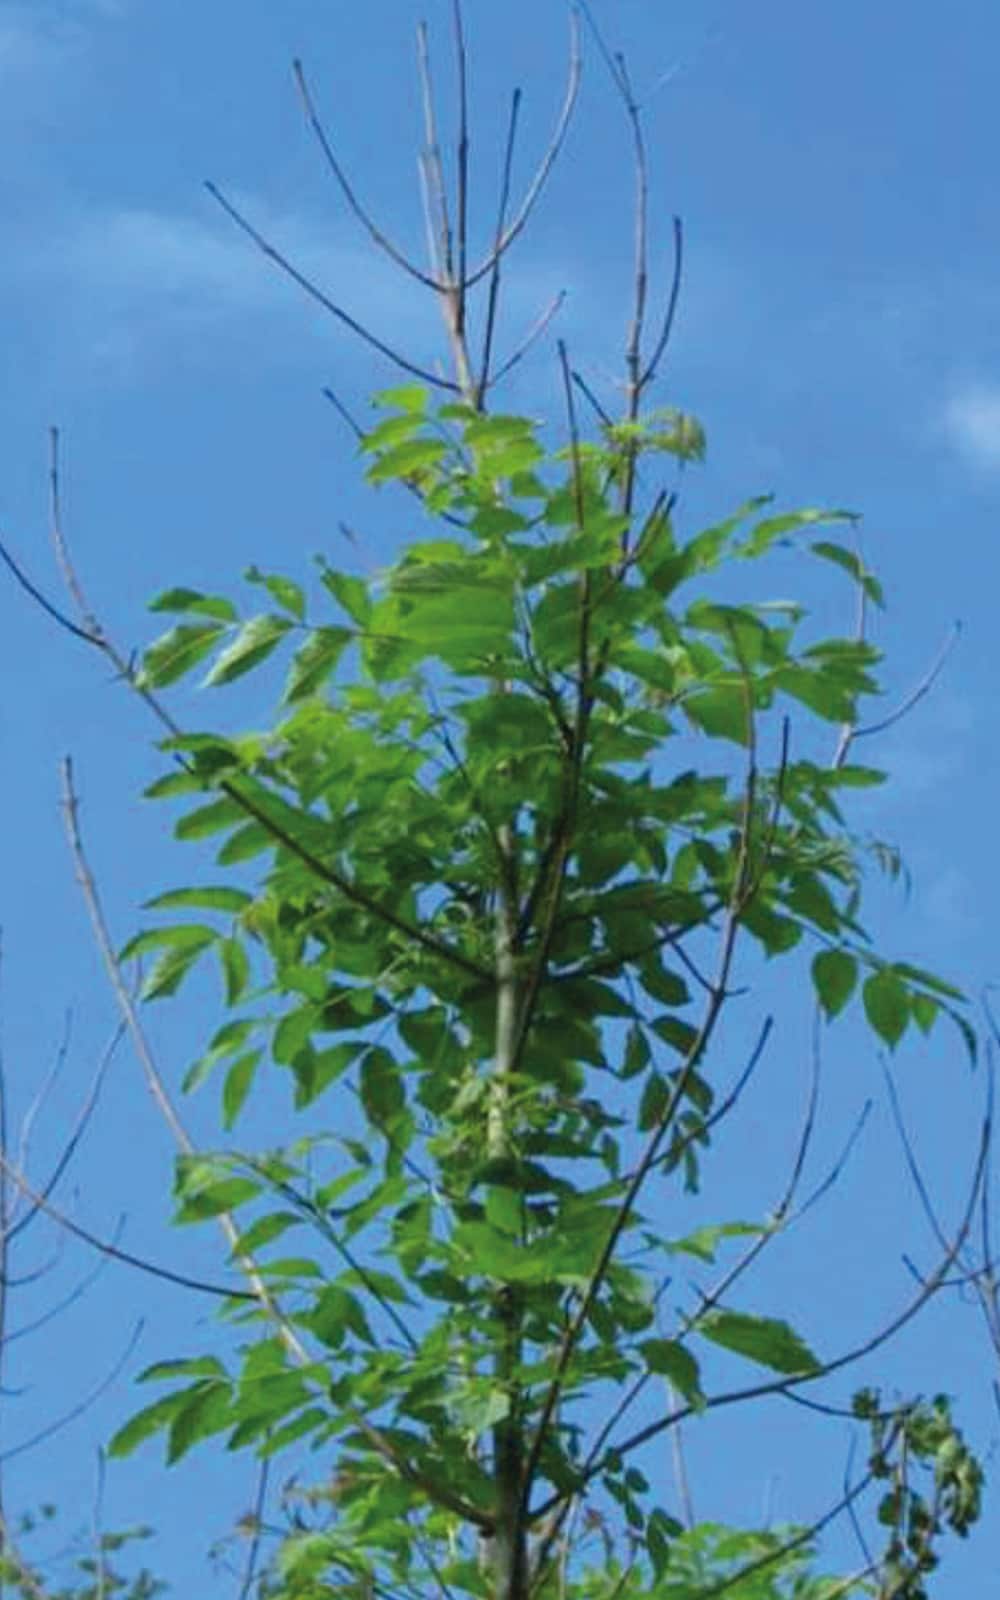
left=5, top=6, right=987, bottom=1599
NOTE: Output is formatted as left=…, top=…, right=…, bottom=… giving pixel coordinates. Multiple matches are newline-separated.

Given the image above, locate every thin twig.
left=292, top=58, right=439, bottom=290
left=553, top=1103, right=989, bottom=1507
left=205, top=182, right=457, bottom=392
left=639, top=216, right=684, bottom=389
left=0, top=1157, right=253, bottom=1300
left=0, top=1319, right=144, bottom=1465
left=466, top=11, right=582, bottom=288
left=490, top=291, right=568, bottom=389
left=236, top=1456, right=270, bottom=1600
left=0, top=537, right=98, bottom=646
left=7, top=1025, right=123, bottom=1247
left=478, top=89, right=522, bottom=401
left=569, top=369, right=614, bottom=429
left=416, top=21, right=453, bottom=281
left=451, top=0, right=470, bottom=332
left=853, top=621, right=962, bottom=743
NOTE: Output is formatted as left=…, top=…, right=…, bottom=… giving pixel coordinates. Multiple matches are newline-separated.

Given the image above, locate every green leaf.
left=666, top=1221, right=763, bottom=1263
left=639, top=1340, right=704, bottom=1404
left=698, top=1309, right=821, bottom=1375
left=366, top=437, right=448, bottom=484
left=120, top=923, right=218, bottom=963
left=283, top=626, right=353, bottom=702
left=148, top=588, right=238, bottom=621
left=139, top=1356, right=229, bottom=1384
left=107, top=1393, right=191, bottom=1459
left=360, top=1047, right=405, bottom=1128
left=119, top=924, right=218, bottom=999
left=174, top=796, right=244, bottom=841
left=143, top=886, right=252, bottom=914
left=373, top=383, right=429, bottom=413
left=140, top=622, right=227, bottom=688
left=638, top=961, right=690, bottom=1008
left=739, top=506, right=857, bottom=558
left=174, top=1156, right=260, bottom=1223
left=203, top=614, right=293, bottom=686
left=319, top=566, right=371, bottom=626
left=244, top=566, right=306, bottom=620
left=167, top=1380, right=232, bottom=1463
left=812, top=540, right=885, bottom=606
left=217, top=936, right=250, bottom=1005
left=310, top=1285, right=374, bottom=1348
left=222, top=1051, right=261, bottom=1128
left=230, top=1211, right=301, bottom=1256
left=863, top=969, right=910, bottom=1049
left=638, top=1071, right=670, bottom=1131
left=142, top=942, right=215, bottom=1001
left=218, top=821, right=272, bottom=864
left=622, top=1025, right=651, bottom=1081
left=683, top=684, right=751, bottom=744
left=812, top=949, right=858, bottom=1019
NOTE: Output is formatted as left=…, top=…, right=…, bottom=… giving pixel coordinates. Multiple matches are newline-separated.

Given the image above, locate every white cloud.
left=942, top=382, right=1000, bottom=471
left=59, top=199, right=429, bottom=357
left=8, top=193, right=573, bottom=385
left=0, top=0, right=119, bottom=75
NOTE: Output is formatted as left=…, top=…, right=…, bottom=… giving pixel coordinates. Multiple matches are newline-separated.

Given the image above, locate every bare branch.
left=466, top=11, right=582, bottom=288
left=236, top=1456, right=270, bottom=1600
left=204, top=182, right=458, bottom=392
left=0, top=1156, right=253, bottom=1301
left=0, top=1319, right=144, bottom=1466
left=451, top=0, right=470, bottom=328
left=569, top=368, right=614, bottom=429
left=7, top=1023, right=122, bottom=1246
left=489, top=291, right=568, bottom=390
left=416, top=21, right=454, bottom=282
left=639, top=215, right=684, bottom=389
left=321, top=383, right=366, bottom=443
left=477, top=89, right=522, bottom=401
left=0, top=536, right=98, bottom=647
left=292, top=58, right=439, bottom=290
left=853, top=621, right=962, bottom=744
left=564, top=1098, right=989, bottom=1501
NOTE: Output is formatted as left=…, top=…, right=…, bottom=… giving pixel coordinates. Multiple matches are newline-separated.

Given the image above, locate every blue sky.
left=1, top=0, right=998, bottom=1593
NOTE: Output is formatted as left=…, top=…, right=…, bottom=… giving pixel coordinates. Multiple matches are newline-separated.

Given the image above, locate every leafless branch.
left=204, top=181, right=457, bottom=391
left=835, top=620, right=961, bottom=769
left=236, top=1456, right=270, bottom=1600
left=466, top=10, right=582, bottom=288
left=0, top=1156, right=253, bottom=1301
left=640, top=215, right=684, bottom=389
left=0, top=1318, right=143, bottom=1466
left=490, top=291, right=568, bottom=389
left=7, top=1027, right=122, bottom=1249
left=477, top=88, right=521, bottom=401
left=416, top=21, right=454, bottom=283
left=292, top=58, right=439, bottom=290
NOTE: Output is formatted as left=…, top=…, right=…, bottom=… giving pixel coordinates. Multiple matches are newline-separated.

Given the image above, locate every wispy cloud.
left=4, top=197, right=427, bottom=377
left=8, top=194, right=572, bottom=385
left=942, top=382, right=1000, bottom=472
left=0, top=0, right=118, bottom=79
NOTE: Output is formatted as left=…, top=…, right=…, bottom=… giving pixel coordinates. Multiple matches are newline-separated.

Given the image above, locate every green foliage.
left=113, top=392, right=979, bottom=1598
left=0, top=1507, right=167, bottom=1600
left=853, top=1389, right=983, bottom=1600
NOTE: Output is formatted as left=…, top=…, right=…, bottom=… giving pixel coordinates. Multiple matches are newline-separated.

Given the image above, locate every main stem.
left=490, top=823, right=529, bottom=1600
left=441, top=249, right=529, bottom=1597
